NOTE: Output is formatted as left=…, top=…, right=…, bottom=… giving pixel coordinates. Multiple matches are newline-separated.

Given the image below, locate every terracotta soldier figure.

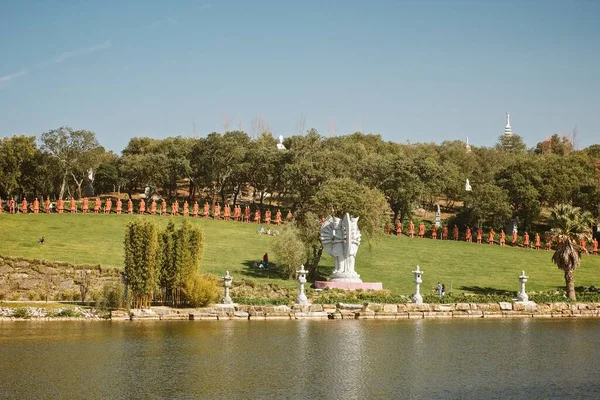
left=431, top=225, right=437, bottom=240
left=476, top=227, right=483, bottom=244
left=203, top=202, right=210, bottom=219
left=33, top=198, right=40, bottom=214
left=545, top=240, right=552, bottom=251
left=70, top=197, right=77, bottom=213
left=418, top=222, right=425, bottom=238
left=523, top=232, right=530, bottom=248
left=0, top=197, right=3, bottom=213
left=243, top=205, right=250, bottom=222
left=9, top=197, right=16, bottom=214
left=512, top=231, right=518, bottom=246
left=465, top=226, right=472, bottom=242
left=488, top=229, right=495, bottom=245
left=45, top=197, right=52, bottom=213
left=58, top=198, right=65, bottom=214
left=254, top=209, right=261, bottom=224
left=384, top=221, right=391, bottom=234
left=409, top=220, right=415, bottom=238
left=116, top=198, right=122, bottom=215
left=21, top=198, right=28, bottom=214
left=82, top=198, right=88, bottom=213
left=150, top=200, right=157, bottom=215
left=192, top=201, right=199, bottom=217
left=275, top=209, right=282, bottom=225
left=183, top=201, right=189, bottom=217
left=453, top=225, right=459, bottom=241
left=499, top=230, right=506, bottom=246
left=592, top=238, right=598, bottom=255
left=442, top=226, right=448, bottom=240
left=94, top=197, right=101, bottom=214
left=286, top=210, right=293, bottom=222
left=139, top=199, right=146, bottom=215
left=214, top=203, right=221, bottom=220
left=226, top=204, right=232, bottom=221
left=580, top=238, right=587, bottom=254
left=160, top=199, right=166, bottom=216
left=395, top=220, right=402, bottom=236
left=127, top=199, right=133, bottom=214
left=535, top=233, right=541, bottom=250
left=234, top=205, right=240, bottom=221
left=172, top=200, right=179, bottom=216
left=264, top=209, right=271, bottom=225
left=105, top=198, right=112, bottom=214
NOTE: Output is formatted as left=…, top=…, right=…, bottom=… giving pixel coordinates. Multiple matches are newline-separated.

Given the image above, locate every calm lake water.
left=1, top=319, right=599, bottom=399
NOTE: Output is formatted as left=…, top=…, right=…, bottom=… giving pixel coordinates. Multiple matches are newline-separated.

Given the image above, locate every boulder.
left=0, top=265, right=14, bottom=274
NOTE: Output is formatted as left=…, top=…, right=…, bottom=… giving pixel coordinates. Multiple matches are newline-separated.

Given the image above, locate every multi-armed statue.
left=316, top=213, right=382, bottom=290
left=320, top=213, right=362, bottom=283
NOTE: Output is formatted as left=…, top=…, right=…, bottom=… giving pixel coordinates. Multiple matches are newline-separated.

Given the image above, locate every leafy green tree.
left=271, top=224, right=306, bottom=279
left=546, top=204, right=594, bottom=300
left=535, top=134, right=574, bottom=155
left=495, top=158, right=542, bottom=230
left=40, top=127, right=102, bottom=199
left=124, top=220, right=160, bottom=308
left=496, top=134, right=528, bottom=153
left=379, top=157, right=423, bottom=222
left=0, top=135, right=38, bottom=197
left=458, top=182, right=512, bottom=229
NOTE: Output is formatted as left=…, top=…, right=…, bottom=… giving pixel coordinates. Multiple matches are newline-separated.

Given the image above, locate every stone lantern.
left=517, top=270, right=529, bottom=302
left=412, top=265, right=424, bottom=305
left=296, top=265, right=308, bottom=305
left=222, top=270, right=233, bottom=305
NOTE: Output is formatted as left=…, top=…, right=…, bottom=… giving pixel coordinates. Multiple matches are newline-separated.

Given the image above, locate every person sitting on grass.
left=38, top=236, right=45, bottom=244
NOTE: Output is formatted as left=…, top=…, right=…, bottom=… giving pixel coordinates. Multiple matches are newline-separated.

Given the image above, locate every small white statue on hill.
left=276, top=135, right=286, bottom=150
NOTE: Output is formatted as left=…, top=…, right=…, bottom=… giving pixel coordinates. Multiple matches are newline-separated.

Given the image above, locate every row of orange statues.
left=384, top=220, right=599, bottom=254
left=0, top=197, right=294, bottom=226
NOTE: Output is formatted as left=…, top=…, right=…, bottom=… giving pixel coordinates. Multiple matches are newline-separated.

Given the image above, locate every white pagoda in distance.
left=503, top=112, right=513, bottom=137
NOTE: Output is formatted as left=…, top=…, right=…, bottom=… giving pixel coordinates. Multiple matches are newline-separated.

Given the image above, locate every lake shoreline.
left=2, top=301, right=600, bottom=321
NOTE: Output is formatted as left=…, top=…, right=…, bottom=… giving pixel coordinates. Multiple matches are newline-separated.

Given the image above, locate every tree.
left=379, top=157, right=423, bottom=222
left=495, top=158, right=542, bottom=230
left=496, top=134, right=528, bottom=153
left=546, top=204, right=594, bottom=300
left=271, top=224, right=306, bottom=279
left=0, top=135, right=38, bottom=197
left=124, top=220, right=160, bottom=308
left=40, top=127, right=102, bottom=199
left=457, top=182, right=512, bottom=229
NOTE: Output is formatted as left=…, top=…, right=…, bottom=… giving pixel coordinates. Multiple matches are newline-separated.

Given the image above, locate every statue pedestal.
left=314, top=281, right=383, bottom=290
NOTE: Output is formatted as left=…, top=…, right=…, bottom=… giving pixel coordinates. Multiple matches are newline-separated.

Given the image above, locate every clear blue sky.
left=1, top=0, right=599, bottom=152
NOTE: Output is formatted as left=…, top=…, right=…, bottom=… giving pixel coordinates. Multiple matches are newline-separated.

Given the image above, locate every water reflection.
left=1, top=319, right=600, bottom=399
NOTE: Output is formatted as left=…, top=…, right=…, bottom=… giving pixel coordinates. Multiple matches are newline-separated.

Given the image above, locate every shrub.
left=231, top=297, right=290, bottom=306
left=96, top=282, right=124, bottom=310
left=183, top=273, right=220, bottom=307
left=56, top=308, right=79, bottom=317
left=12, top=308, right=30, bottom=318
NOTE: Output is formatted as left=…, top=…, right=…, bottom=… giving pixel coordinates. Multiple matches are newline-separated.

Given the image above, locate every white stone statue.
left=320, top=213, right=362, bottom=282
left=276, top=135, right=286, bottom=150
left=465, top=178, right=472, bottom=191
left=435, top=205, right=441, bottom=228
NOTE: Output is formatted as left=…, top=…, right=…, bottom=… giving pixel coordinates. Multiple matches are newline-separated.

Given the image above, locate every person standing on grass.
left=437, top=282, right=443, bottom=297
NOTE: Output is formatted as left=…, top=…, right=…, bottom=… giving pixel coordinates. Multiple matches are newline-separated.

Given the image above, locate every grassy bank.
left=1, top=213, right=599, bottom=295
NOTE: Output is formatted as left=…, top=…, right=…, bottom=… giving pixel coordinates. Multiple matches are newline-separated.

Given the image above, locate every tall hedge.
left=124, top=220, right=160, bottom=308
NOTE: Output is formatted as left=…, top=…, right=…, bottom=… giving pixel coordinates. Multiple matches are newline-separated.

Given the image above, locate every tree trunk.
left=564, top=269, right=576, bottom=300
left=59, top=171, right=68, bottom=200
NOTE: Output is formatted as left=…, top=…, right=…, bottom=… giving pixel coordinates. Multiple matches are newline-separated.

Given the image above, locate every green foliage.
left=96, top=281, right=125, bottom=310
left=271, top=224, right=306, bottom=279
left=312, top=289, right=409, bottom=304
left=183, top=273, right=220, bottom=307
left=458, top=183, right=512, bottom=229
left=124, top=220, right=160, bottom=308
left=12, top=308, right=30, bottom=318
left=56, top=308, right=80, bottom=317
left=231, top=297, right=289, bottom=306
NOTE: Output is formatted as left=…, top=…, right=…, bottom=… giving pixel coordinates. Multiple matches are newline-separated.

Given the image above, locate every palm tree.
left=546, top=204, right=594, bottom=300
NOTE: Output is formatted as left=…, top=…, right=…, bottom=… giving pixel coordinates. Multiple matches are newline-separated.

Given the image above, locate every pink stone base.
left=314, top=281, right=383, bottom=290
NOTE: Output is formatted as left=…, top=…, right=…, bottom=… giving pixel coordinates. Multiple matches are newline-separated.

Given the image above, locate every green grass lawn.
left=1, top=213, right=599, bottom=295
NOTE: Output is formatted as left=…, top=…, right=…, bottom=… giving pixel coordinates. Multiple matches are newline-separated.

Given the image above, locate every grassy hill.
left=1, top=213, right=599, bottom=295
